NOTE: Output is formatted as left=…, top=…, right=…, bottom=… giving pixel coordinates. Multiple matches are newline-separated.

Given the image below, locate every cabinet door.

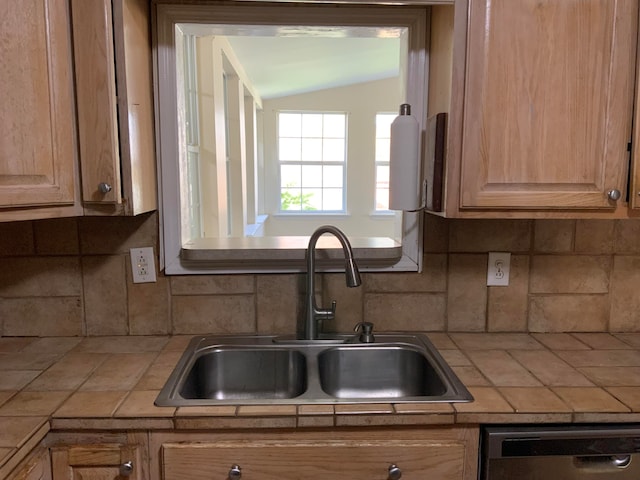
left=71, top=0, right=157, bottom=215
left=112, top=0, right=157, bottom=216
left=71, top=0, right=122, bottom=205
left=162, top=440, right=466, bottom=480
left=458, top=0, right=637, bottom=210
left=9, top=448, right=52, bottom=480
left=0, top=0, right=77, bottom=209
left=51, top=444, right=140, bottom=480
left=630, top=47, right=640, bottom=210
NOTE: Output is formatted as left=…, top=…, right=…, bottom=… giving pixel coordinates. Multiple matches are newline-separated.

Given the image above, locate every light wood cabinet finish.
left=449, top=0, right=638, bottom=213
left=154, top=427, right=479, bottom=480
left=630, top=37, right=640, bottom=210
left=0, top=0, right=155, bottom=221
left=71, top=0, right=157, bottom=215
left=51, top=443, right=141, bottom=480
left=8, top=448, right=52, bottom=480
left=71, top=0, right=122, bottom=205
left=0, top=0, right=81, bottom=216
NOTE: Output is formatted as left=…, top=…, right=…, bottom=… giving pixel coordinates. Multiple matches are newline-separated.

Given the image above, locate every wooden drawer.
left=162, top=439, right=466, bottom=480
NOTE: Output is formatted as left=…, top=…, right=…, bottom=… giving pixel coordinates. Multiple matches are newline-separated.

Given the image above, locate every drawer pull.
left=388, top=464, right=402, bottom=480
left=228, top=464, right=242, bottom=479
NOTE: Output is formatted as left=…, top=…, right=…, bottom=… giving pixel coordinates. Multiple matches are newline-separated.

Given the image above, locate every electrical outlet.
left=130, top=247, right=157, bottom=283
left=487, top=252, right=510, bottom=286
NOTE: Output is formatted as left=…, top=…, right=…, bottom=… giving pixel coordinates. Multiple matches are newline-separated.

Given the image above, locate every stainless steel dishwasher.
left=481, top=425, right=640, bottom=479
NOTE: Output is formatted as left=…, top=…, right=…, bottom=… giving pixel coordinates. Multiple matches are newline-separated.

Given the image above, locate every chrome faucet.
left=302, top=226, right=362, bottom=340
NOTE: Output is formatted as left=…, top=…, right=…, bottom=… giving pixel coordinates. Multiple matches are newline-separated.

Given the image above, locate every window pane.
left=323, top=114, right=346, bottom=137
left=375, top=114, right=394, bottom=211
left=303, top=188, right=322, bottom=210
left=376, top=113, right=394, bottom=138
left=376, top=165, right=390, bottom=186
left=301, top=138, right=322, bottom=161
left=281, top=164, right=301, bottom=188
left=301, top=114, right=323, bottom=137
left=323, top=188, right=343, bottom=210
left=376, top=187, right=389, bottom=211
left=301, top=165, right=322, bottom=188
left=376, top=165, right=390, bottom=210
left=322, top=138, right=345, bottom=162
left=375, top=138, right=390, bottom=162
left=279, top=113, right=302, bottom=137
left=281, top=187, right=302, bottom=211
left=323, top=165, right=343, bottom=188
left=279, top=138, right=301, bottom=161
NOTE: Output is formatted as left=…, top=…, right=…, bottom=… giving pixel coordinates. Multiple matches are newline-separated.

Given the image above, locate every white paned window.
left=374, top=113, right=395, bottom=211
left=278, top=112, right=347, bottom=212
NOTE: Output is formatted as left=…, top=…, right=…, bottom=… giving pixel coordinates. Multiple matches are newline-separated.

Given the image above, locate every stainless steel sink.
left=155, top=333, right=472, bottom=406
left=180, top=348, right=307, bottom=400
left=318, top=346, right=446, bottom=399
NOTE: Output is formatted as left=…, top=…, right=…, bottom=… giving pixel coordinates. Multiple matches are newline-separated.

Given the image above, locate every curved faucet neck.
left=302, top=226, right=361, bottom=340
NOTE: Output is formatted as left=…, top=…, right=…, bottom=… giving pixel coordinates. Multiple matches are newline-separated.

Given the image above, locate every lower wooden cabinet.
left=48, top=432, right=149, bottom=480
left=51, top=444, right=141, bottom=480
left=8, top=447, right=52, bottom=480
left=6, top=427, right=479, bottom=480
left=152, top=427, right=479, bottom=480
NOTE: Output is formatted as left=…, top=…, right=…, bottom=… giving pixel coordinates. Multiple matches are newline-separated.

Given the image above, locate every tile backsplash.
left=1, top=213, right=639, bottom=336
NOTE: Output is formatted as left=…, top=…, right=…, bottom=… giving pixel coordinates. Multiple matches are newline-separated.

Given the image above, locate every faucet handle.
left=328, top=300, right=337, bottom=319
left=317, top=300, right=337, bottom=320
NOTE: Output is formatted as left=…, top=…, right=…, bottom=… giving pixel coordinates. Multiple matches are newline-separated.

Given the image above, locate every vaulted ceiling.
left=226, top=36, right=401, bottom=99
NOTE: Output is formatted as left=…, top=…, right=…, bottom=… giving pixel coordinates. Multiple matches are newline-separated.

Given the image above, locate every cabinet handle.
left=228, top=464, right=242, bottom=479
left=98, top=182, right=113, bottom=194
left=120, top=461, right=134, bottom=477
left=388, top=464, right=402, bottom=480
left=607, top=189, right=621, bottom=201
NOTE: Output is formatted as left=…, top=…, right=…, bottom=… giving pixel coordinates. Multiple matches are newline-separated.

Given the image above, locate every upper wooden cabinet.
left=72, top=0, right=157, bottom=216
left=440, top=0, right=638, bottom=216
left=0, top=0, right=82, bottom=219
left=0, top=0, right=156, bottom=222
left=630, top=43, right=640, bottom=211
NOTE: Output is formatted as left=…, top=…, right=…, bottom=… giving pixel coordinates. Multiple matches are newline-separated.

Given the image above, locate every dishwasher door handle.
left=573, top=455, right=632, bottom=472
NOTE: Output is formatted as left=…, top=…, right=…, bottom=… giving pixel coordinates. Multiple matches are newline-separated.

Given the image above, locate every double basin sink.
left=155, top=333, right=473, bottom=406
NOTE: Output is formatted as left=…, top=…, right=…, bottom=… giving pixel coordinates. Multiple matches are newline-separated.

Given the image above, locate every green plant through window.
left=280, top=183, right=317, bottom=211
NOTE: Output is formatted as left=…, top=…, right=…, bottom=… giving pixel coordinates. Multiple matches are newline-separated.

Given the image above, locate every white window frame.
left=277, top=111, right=348, bottom=214
left=155, top=3, right=429, bottom=274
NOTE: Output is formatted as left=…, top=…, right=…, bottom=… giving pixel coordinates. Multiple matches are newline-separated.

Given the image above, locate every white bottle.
left=389, top=104, right=421, bottom=211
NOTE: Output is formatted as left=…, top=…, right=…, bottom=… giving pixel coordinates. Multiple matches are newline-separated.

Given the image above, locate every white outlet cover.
left=487, top=252, right=510, bottom=286
left=130, top=247, right=157, bottom=283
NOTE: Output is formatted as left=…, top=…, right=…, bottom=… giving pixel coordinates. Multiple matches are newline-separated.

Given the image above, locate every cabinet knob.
left=607, top=189, right=621, bottom=201
left=98, top=182, right=113, bottom=194
left=388, top=464, right=402, bottom=480
left=120, top=461, right=134, bottom=477
left=228, top=465, right=242, bottom=479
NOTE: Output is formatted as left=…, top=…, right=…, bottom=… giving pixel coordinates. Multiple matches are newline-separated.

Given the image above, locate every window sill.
left=179, top=235, right=402, bottom=271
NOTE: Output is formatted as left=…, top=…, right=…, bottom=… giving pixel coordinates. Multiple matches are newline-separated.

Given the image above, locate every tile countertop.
left=3, top=332, right=640, bottom=474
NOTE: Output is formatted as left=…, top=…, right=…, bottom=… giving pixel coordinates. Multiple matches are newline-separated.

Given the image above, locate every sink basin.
left=318, top=346, right=446, bottom=399
left=155, top=333, right=472, bottom=406
left=180, top=348, right=307, bottom=400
